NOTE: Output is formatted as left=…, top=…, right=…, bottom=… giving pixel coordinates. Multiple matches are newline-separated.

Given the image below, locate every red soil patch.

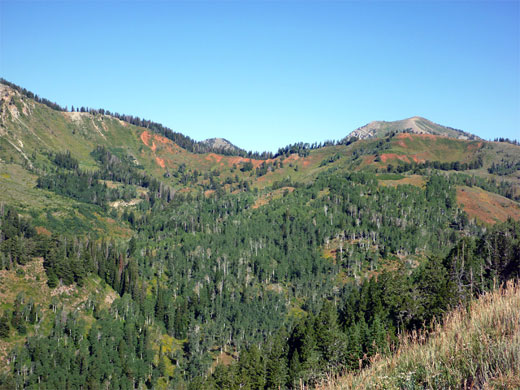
left=141, top=130, right=182, bottom=155
left=205, top=153, right=224, bottom=163
left=152, top=133, right=173, bottom=145
left=35, top=226, right=51, bottom=236
left=140, top=131, right=152, bottom=147
left=410, top=154, right=426, bottom=163
left=227, top=156, right=248, bottom=165
left=302, top=159, right=310, bottom=167
left=380, top=153, right=410, bottom=163
left=457, top=186, right=520, bottom=224
left=155, top=156, right=166, bottom=168
left=397, top=140, right=407, bottom=148
left=140, top=131, right=157, bottom=151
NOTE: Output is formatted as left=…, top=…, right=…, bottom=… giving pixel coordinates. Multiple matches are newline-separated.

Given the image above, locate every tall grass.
left=316, top=280, right=520, bottom=389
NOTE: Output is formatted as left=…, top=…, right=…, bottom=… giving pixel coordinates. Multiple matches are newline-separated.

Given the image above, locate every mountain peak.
left=202, top=137, right=242, bottom=152
left=346, top=117, right=479, bottom=141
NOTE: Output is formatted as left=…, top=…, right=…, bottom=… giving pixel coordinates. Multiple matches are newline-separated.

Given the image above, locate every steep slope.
left=317, top=281, right=520, bottom=390
left=346, top=116, right=479, bottom=140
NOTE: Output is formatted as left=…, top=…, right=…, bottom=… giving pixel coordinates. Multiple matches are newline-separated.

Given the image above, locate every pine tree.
left=266, top=332, right=288, bottom=389
left=0, top=314, right=10, bottom=338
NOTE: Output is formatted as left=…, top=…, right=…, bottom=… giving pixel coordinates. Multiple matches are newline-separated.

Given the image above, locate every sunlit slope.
left=317, top=281, right=520, bottom=390
left=1, top=82, right=519, bottom=199
left=0, top=83, right=150, bottom=170
left=346, top=116, right=478, bottom=140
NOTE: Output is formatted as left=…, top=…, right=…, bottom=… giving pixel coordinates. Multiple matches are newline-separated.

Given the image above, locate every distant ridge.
left=202, top=137, right=242, bottom=153
left=346, top=116, right=480, bottom=141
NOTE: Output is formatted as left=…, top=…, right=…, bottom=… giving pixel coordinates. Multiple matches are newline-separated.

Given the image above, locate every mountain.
left=1, top=79, right=519, bottom=390
left=202, top=137, right=242, bottom=153
left=346, top=116, right=480, bottom=141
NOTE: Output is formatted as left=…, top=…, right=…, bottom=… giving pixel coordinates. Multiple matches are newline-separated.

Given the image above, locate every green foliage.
left=488, top=159, right=520, bottom=176
left=2, top=142, right=519, bottom=389
left=51, top=150, right=78, bottom=170
left=10, top=297, right=156, bottom=389
left=0, top=313, right=11, bottom=338
left=0, top=206, right=45, bottom=270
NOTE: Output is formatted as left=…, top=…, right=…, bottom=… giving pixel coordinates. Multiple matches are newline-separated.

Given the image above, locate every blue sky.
left=1, top=1, right=518, bottom=152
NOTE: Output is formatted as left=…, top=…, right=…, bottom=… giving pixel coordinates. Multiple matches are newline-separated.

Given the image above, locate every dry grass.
left=457, top=186, right=520, bottom=224
left=316, top=281, right=520, bottom=390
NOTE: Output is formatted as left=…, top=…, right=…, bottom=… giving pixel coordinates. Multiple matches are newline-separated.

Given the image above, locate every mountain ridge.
left=346, top=116, right=480, bottom=141
left=1, top=79, right=484, bottom=155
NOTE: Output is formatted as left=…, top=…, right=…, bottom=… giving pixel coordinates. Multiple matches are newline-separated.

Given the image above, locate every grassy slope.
left=317, top=281, right=520, bottom=390
left=457, top=186, right=520, bottom=224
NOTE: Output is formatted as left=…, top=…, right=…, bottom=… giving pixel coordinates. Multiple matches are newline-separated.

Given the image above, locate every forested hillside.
left=1, top=80, right=519, bottom=389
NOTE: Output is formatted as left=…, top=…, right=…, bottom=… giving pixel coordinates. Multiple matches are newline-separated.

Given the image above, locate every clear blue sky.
left=1, top=1, right=518, bottom=152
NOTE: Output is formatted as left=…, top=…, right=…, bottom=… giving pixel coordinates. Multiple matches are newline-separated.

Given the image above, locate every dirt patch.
left=410, top=154, right=425, bottom=163
left=457, top=186, right=520, bottom=224
left=140, top=131, right=152, bottom=147
left=155, top=156, right=166, bottom=168
left=35, top=226, right=52, bottom=236
left=205, top=153, right=223, bottom=163
left=64, top=111, right=86, bottom=124
left=104, top=290, right=118, bottom=306
left=141, top=130, right=182, bottom=159
left=227, top=156, right=248, bottom=165
left=153, top=133, right=174, bottom=145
